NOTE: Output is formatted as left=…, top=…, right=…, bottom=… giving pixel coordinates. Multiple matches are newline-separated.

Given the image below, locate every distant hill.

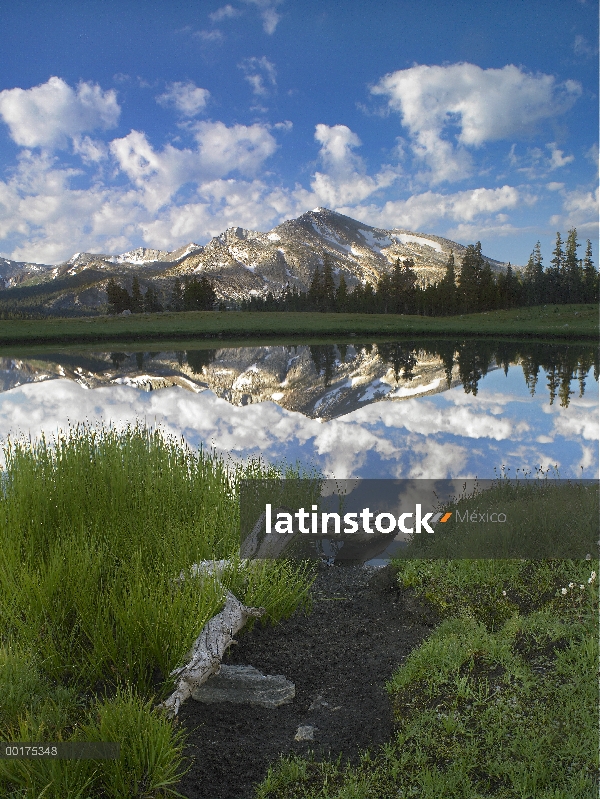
left=0, top=207, right=516, bottom=315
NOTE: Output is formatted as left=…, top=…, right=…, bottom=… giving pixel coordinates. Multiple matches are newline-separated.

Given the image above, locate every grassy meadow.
left=0, top=424, right=597, bottom=798
left=257, top=557, right=599, bottom=799
left=0, top=304, right=597, bottom=347
left=0, top=423, right=314, bottom=798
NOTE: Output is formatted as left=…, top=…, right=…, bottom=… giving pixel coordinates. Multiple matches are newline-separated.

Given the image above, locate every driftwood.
left=158, top=561, right=265, bottom=718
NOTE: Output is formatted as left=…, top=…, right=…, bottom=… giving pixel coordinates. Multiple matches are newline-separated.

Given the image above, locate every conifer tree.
left=106, top=278, right=132, bottom=314
left=131, top=276, right=144, bottom=313
left=335, top=273, right=348, bottom=311
left=458, top=242, right=484, bottom=311
left=564, top=228, right=582, bottom=302
left=321, top=253, right=336, bottom=310
left=308, top=264, right=323, bottom=308
left=439, top=251, right=457, bottom=315
left=170, top=277, right=184, bottom=311
left=582, top=239, right=598, bottom=302
left=548, top=232, right=565, bottom=302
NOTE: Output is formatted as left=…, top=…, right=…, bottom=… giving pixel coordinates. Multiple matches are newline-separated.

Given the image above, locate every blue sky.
left=0, top=0, right=597, bottom=266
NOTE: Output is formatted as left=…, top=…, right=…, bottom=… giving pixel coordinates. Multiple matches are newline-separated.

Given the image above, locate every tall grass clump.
left=0, top=421, right=313, bottom=797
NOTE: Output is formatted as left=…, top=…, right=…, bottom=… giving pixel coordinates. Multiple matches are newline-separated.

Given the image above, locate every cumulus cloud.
left=0, top=76, right=120, bottom=149
left=156, top=81, right=210, bottom=116
left=241, top=0, right=284, bottom=34
left=238, top=56, right=277, bottom=96
left=338, top=184, right=524, bottom=232
left=549, top=186, right=599, bottom=234
left=306, top=124, right=398, bottom=206
left=194, top=120, right=277, bottom=177
left=0, top=116, right=282, bottom=262
left=371, top=63, right=581, bottom=184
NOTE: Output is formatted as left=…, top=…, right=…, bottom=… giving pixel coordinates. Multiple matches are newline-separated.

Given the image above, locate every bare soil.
left=173, top=564, right=438, bottom=799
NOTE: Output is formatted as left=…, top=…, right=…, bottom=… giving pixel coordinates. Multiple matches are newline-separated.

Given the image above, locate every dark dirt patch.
left=173, top=564, right=437, bottom=799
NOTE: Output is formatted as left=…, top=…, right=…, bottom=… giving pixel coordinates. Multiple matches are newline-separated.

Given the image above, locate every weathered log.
left=158, top=563, right=265, bottom=718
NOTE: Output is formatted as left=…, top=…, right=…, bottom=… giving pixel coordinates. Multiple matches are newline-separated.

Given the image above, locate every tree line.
left=106, top=275, right=217, bottom=314
left=241, top=229, right=598, bottom=315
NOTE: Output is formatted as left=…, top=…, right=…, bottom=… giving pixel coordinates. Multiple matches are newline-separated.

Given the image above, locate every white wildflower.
left=561, top=588, right=568, bottom=595
left=502, top=590, right=507, bottom=597
left=568, top=582, right=574, bottom=589
left=580, top=585, right=585, bottom=590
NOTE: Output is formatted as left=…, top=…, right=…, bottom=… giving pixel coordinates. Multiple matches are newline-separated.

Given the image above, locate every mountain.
left=0, top=208, right=516, bottom=314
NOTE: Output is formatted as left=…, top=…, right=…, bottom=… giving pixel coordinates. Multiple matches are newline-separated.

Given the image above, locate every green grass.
left=397, top=477, right=599, bottom=560
left=0, top=422, right=315, bottom=798
left=254, top=554, right=598, bottom=798
left=0, top=304, right=597, bottom=346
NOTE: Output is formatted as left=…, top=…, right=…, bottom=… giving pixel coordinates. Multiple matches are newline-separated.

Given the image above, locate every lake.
left=0, top=337, right=597, bottom=479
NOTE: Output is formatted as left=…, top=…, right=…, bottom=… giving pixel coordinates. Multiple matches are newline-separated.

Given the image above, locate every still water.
left=0, top=338, right=597, bottom=479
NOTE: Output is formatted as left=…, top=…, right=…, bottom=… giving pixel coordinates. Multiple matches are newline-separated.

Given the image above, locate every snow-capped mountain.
left=0, top=207, right=515, bottom=311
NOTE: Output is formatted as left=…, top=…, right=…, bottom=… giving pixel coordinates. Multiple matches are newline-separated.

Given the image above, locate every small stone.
left=308, top=695, right=329, bottom=711
left=191, top=665, right=295, bottom=708
left=294, top=725, right=317, bottom=741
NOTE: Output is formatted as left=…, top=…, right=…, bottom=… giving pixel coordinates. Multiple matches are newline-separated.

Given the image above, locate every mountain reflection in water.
left=0, top=339, right=596, bottom=479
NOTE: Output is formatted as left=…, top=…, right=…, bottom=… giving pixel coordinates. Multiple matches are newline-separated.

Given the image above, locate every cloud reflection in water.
left=0, top=363, right=596, bottom=479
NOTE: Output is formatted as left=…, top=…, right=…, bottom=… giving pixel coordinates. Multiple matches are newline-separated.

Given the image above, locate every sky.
left=0, top=0, right=597, bottom=267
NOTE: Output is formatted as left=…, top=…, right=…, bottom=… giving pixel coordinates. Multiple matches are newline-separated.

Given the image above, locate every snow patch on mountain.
left=392, top=233, right=444, bottom=253
left=359, top=229, right=393, bottom=251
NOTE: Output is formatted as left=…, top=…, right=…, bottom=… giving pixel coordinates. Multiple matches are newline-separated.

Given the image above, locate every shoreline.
left=0, top=305, right=597, bottom=347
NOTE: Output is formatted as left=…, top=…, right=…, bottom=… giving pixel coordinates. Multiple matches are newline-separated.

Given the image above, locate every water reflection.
left=0, top=339, right=596, bottom=479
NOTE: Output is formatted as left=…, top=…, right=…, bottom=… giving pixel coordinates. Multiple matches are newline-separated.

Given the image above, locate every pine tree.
left=131, top=276, right=144, bottom=313
left=308, top=264, right=323, bottom=309
left=143, top=283, right=162, bottom=313
left=458, top=242, right=484, bottom=311
left=548, top=232, right=565, bottom=302
left=564, top=228, right=582, bottom=303
left=335, top=273, right=348, bottom=312
left=321, top=253, right=336, bottom=310
left=582, top=239, right=599, bottom=302
left=439, top=251, right=457, bottom=315
left=523, top=241, right=544, bottom=305
left=106, top=278, right=132, bottom=314
left=170, top=277, right=184, bottom=311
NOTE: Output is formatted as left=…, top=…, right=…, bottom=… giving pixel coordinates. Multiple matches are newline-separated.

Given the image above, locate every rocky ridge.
left=0, top=208, right=515, bottom=312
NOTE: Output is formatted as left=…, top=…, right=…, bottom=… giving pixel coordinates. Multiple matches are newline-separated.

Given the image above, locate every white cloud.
left=194, top=120, right=277, bottom=177
left=241, top=0, right=283, bottom=34
left=71, top=136, right=109, bottom=164
left=546, top=182, right=565, bottom=191
left=238, top=56, right=277, bottom=96
left=209, top=4, right=241, bottom=22
left=109, top=130, right=200, bottom=212
left=549, top=186, right=599, bottom=234
left=0, top=117, right=282, bottom=262
left=156, top=81, right=210, bottom=116
left=306, top=124, right=398, bottom=206
left=342, top=185, right=524, bottom=231
left=0, top=76, right=120, bottom=150
left=546, top=142, right=574, bottom=170
left=371, top=63, right=581, bottom=184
